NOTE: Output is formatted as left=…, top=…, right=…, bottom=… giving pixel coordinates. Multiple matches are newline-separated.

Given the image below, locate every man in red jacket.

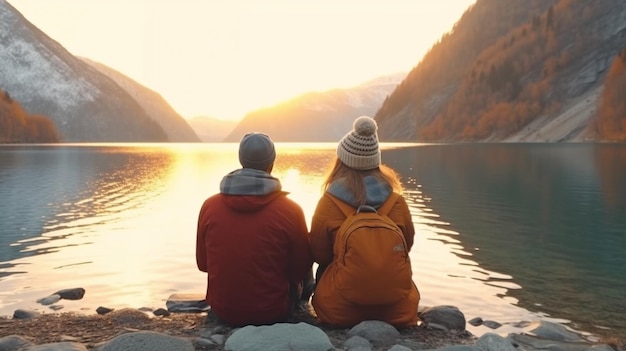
left=196, top=132, right=313, bottom=326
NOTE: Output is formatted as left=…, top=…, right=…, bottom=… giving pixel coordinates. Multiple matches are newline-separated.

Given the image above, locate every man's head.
left=238, top=132, right=276, bottom=171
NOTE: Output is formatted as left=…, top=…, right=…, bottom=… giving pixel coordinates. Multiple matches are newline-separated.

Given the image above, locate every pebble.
left=0, top=290, right=619, bottom=351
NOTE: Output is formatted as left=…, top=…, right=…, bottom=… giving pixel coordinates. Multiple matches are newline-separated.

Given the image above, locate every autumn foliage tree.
left=417, top=0, right=613, bottom=141
left=0, top=89, right=60, bottom=143
left=375, top=0, right=557, bottom=140
left=594, top=47, right=626, bottom=141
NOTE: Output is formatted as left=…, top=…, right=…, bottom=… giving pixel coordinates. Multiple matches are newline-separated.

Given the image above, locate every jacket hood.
left=220, top=168, right=287, bottom=213
left=327, top=175, right=392, bottom=208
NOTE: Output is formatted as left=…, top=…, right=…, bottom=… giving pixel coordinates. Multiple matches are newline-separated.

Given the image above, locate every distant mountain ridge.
left=187, top=116, right=238, bottom=142
left=375, top=0, right=626, bottom=142
left=0, top=1, right=197, bottom=142
left=223, top=72, right=405, bottom=142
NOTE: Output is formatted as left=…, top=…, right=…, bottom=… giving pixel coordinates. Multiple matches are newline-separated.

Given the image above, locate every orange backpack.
left=328, top=193, right=414, bottom=305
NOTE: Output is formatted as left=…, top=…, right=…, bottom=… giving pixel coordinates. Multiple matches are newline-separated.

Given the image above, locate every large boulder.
left=224, top=322, right=334, bottom=351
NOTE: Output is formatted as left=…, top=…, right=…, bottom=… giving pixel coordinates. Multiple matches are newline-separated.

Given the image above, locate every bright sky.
left=8, top=0, right=475, bottom=120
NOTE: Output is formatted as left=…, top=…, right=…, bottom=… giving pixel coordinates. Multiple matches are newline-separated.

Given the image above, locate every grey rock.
left=95, top=307, right=113, bottom=315
left=0, top=335, right=32, bottom=351
left=212, top=325, right=231, bottom=334
left=53, top=288, right=85, bottom=300
left=524, top=320, right=583, bottom=342
left=347, top=320, right=400, bottom=347
left=98, top=331, right=194, bottom=351
left=165, top=293, right=210, bottom=313
left=27, top=342, right=88, bottom=351
left=474, top=333, right=516, bottom=351
left=192, top=337, right=217, bottom=349
left=426, top=322, right=450, bottom=331
left=512, top=320, right=532, bottom=328
left=346, top=347, right=371, bottom=351
left=195, top=328, right=213, bottom=339
left=467, top=317, right=483, bottom=327
left=152, top=308, right=170, bottom=317
left=12, top=309, right=39, bottom=320
left=37, top=294, right=61, bottom=306
left=509, top=333, right=590, bottom=351
left=210, top=334, right=225, bottom=345
left=388, top=345, right=412, bottom=351
left=420, top=306, right=466, bottom=331
left=344, top=335, right=371, bottom=349
left=224, top=322, right=334, bottom=351
left=481, top=320, right=501, bottom=329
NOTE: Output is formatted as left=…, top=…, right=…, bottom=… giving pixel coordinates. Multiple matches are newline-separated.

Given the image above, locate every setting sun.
left=7, top=0, right=475, bottom=120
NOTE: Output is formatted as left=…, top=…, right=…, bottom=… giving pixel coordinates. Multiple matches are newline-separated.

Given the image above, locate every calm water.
left=0, top=143, right=625, bottom=341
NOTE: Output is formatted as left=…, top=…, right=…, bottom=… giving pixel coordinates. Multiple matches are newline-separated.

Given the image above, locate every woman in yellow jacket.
left=309, top=116, right=420, bottom=328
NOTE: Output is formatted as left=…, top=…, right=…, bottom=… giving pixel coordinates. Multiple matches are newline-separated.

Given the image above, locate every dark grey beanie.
left=238, top=132, right=276, bottom=171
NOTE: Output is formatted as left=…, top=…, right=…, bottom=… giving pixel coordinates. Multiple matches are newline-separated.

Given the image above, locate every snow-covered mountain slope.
left=0, top=1, right=171, bottom=142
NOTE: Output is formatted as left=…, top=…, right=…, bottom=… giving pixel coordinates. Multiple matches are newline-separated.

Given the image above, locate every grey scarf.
left=220, top=168, right=282, bottom=196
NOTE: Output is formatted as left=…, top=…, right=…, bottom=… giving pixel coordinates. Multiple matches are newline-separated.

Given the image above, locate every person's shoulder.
left=389, top=192, right=411, bottom=214
left=205, top=192, right=224, bottom=201
left=200, top=193, right=225, bottom=207
left=272, top=192, right=304, bottom=211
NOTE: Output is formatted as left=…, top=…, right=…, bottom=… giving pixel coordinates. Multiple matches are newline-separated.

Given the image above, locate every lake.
left=0, top=143, right=624, bottom=341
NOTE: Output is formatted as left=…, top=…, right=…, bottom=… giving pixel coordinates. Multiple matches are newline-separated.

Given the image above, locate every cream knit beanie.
left=337, top=116, right=381, bottom=170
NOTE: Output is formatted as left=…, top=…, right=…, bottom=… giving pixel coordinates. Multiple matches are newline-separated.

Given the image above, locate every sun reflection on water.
left=0, top=143, right=597, bottom=339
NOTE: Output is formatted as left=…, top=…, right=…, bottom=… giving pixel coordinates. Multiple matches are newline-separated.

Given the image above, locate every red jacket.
left=196, top=191, right=312, bottom=326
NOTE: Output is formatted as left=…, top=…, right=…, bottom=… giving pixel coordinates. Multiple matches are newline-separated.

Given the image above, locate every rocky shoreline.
left=0, top=289, right=622, bottom=351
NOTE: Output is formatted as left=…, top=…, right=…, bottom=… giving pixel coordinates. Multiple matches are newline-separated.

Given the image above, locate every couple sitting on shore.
left=195, top=116, right=420, bottom=329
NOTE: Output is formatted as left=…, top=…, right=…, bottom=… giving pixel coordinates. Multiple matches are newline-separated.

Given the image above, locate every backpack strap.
left=378, top=192, right=400, bottom=216
left=327, top=192, right=400, bottom=218
left=327, top=194, right=356, bottom=218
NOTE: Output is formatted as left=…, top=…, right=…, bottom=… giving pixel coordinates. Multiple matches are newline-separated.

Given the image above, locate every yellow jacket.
left=309, top=191, right=420, bottom=328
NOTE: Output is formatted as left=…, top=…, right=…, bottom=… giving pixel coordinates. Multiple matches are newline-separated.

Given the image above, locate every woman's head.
left=336, top=116, right=381, bottom=171
left=324, top=116, right=402, bottom=204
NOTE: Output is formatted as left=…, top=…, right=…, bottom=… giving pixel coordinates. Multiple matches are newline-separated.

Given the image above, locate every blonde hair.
left=322, top=158, right=403, bottom=206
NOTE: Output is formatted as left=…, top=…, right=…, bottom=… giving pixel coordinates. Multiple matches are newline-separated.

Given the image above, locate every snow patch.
left=0, top=3, right=98, bottom=112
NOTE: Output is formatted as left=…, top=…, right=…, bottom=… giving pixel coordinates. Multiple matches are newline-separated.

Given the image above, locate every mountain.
left=81, top=58, right=200, bottom=142
left=223, top=73, right=406, bottom=142
left=187, top=116, right=238, bottom=142
left=0, top=1, right=192, bottom=142
left=375, top=0, right=626, bottom=142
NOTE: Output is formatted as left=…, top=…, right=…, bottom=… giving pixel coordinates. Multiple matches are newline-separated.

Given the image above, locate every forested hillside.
left=0, top=89, right=59, bottom=143
left=594, top=46, right=626, bottom=141
left=375, top=0, right=626, bottom=142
